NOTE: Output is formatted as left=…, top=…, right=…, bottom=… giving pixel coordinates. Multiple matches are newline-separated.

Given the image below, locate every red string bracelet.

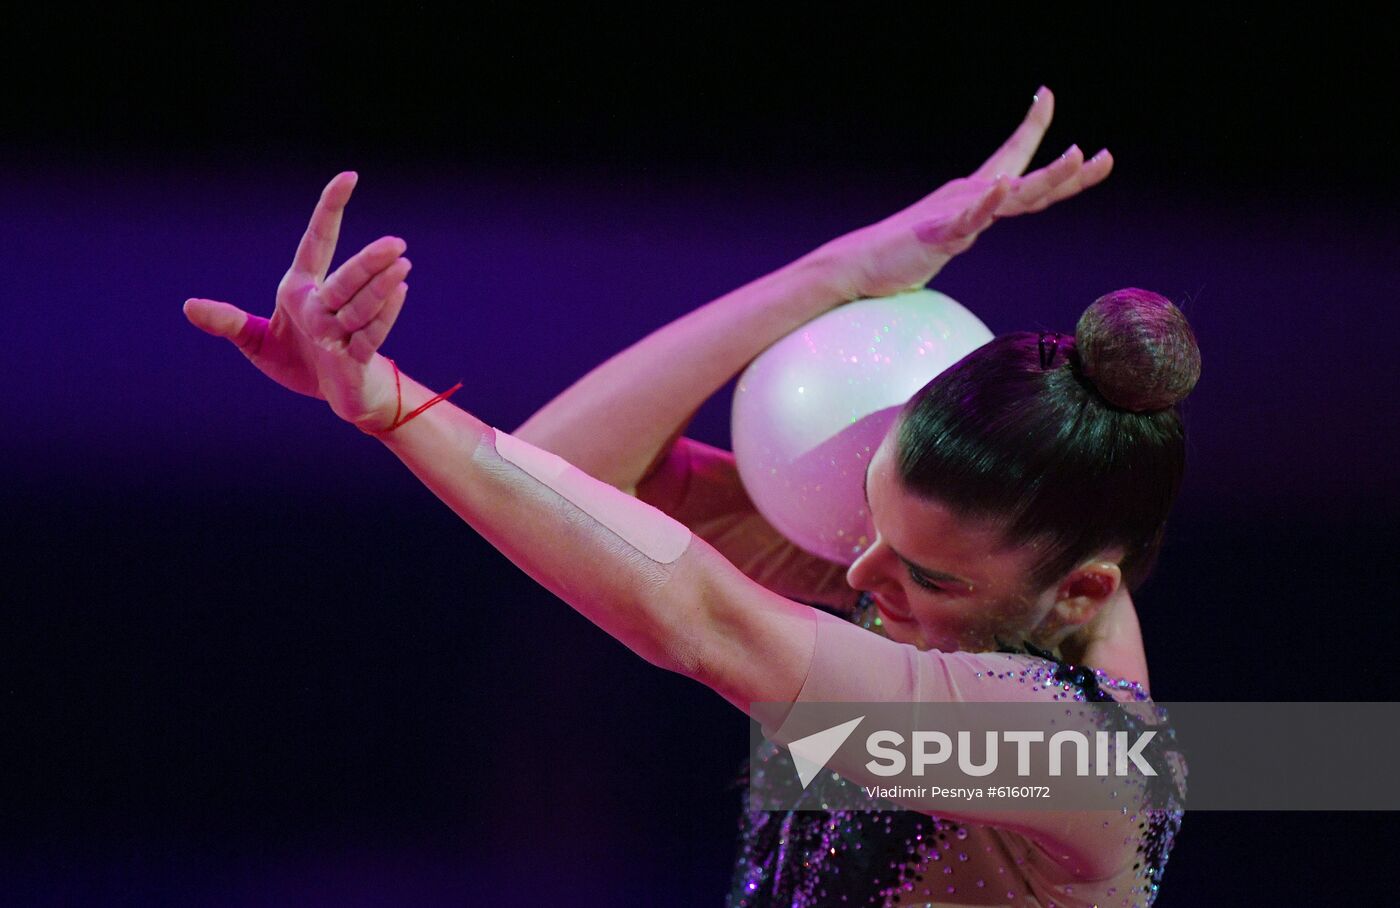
left=358, top=356, right=465, bottom=438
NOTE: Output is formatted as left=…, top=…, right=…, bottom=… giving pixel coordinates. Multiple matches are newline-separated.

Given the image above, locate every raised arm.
left=180, top=171, right=812, bottom=700
left=184, top=174, right=1139, bottom=878
left=514, top=86, right=1113, bottom=498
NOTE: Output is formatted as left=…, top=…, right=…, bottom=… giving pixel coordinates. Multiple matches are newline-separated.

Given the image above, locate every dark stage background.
left=5, top=10, right=1397, bottom=906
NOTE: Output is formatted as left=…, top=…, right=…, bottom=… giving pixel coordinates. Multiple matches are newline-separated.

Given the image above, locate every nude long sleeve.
left=754, top=608, right=1178, bottom=891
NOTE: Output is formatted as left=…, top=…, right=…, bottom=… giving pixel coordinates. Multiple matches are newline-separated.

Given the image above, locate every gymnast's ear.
left=1043, top=560, right=1122, bottom=632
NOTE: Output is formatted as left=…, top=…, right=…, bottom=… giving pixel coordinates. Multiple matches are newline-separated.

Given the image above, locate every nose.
left=846, top=534, right=893, bottom=593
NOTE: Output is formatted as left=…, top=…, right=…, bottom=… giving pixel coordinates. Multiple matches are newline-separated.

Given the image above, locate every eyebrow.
left=862, top=461, right=974, bottom=588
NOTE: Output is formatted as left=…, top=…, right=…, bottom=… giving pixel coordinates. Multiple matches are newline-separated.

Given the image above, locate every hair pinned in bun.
left=1074, top=289, right=1201, bottom=412
left=897, top=287, right=1199, bottom=592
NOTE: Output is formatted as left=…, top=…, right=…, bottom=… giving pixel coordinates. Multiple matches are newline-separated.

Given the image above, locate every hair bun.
left=1074, top=289, right=1201, bottom=412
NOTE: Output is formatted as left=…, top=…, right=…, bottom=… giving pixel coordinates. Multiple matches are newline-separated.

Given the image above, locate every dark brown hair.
left=895, top=288, right=1201, bottom=592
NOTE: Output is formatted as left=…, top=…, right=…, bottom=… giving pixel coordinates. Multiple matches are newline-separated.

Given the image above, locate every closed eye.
left=907, top=566, right=946, bottom=593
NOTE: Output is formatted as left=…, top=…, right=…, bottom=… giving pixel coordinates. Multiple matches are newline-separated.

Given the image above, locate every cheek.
left=917, top=591, right=1037, bottom=646
left=980, top=593, right=1048, bottom=641
left=904, top=597, right=982, bottom=648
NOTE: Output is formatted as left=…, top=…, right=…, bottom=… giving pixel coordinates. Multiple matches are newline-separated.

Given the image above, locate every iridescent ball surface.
left=731, top=290, right=993, bottom=565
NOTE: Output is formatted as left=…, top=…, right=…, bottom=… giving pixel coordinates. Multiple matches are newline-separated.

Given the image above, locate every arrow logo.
left=787, top=716, right=865, bottom=789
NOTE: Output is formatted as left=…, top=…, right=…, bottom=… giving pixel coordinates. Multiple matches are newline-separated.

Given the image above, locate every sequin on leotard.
left=725, top=593, right=1185, bottom=908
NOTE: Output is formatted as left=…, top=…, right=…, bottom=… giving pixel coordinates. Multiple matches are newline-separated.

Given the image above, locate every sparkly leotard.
left=725, top=593, right=1184, bottom=908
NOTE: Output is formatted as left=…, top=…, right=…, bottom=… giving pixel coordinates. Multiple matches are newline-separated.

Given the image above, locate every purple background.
left=5, top=10, right=1398, bottom=906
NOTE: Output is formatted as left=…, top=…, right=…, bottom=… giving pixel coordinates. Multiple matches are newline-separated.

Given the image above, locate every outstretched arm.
left=181, top=172, right=812, bottom=698
left=515, top=87, right=1113, bottom=498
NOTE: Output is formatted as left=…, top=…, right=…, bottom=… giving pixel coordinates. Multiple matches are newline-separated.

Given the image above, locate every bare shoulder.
left=635, top=436, right=859, bottom=611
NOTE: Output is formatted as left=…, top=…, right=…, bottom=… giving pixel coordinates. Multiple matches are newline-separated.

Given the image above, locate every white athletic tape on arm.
left=492, top=428, right=692, bottom=564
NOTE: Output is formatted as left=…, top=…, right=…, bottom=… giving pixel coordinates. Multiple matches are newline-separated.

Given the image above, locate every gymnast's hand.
left=182, top=172, right=411, bottom=429
left=813, top=86, right=1114, bottom=301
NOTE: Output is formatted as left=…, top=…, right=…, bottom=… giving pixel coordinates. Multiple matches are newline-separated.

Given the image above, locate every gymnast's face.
left=845, top=431, right=1058, bottom=653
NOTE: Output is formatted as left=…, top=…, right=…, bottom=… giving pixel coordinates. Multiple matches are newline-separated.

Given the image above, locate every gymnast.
left=184, top=87, right=1194, bottom=907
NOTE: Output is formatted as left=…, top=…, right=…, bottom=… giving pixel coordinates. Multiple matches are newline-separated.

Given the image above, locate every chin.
left=879, top=623, right=913, bottom=645
left=911, top=628, right=970, bottom=653
left=881, top=622, right=928, bottom=649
